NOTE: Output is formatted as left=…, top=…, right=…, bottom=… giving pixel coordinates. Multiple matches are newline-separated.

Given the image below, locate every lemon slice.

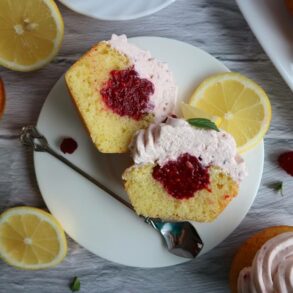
left=189, top=72, right=272, bottom=153
left=180, top=101, right=222, bottom=127
left=0, top=207, right=67, bottom=269
left=0, top=0, right=64, bottom=72
left=0, top=78, right=5, bottom=117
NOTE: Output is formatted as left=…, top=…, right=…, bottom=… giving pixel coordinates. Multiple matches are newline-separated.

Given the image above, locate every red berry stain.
left=152, top=153, right=210, bottom=199
left=278, top=151, right=293, bottom=176
left=100, top=67, right=154, bottom=120
left=60, top=138, right=78, bottom=154
left=162, top=114, right=177, bottom=123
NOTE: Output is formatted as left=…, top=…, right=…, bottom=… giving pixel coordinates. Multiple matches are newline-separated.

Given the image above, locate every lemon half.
left=0, top=0, right=64, bottom=71
left=189, top=72, right=272, bottom=153
left=0, top=207, right=67, bottom=270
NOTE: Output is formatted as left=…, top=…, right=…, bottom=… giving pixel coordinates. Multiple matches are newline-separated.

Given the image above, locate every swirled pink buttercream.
left=130, top=117, right=246, bottom=182
left=238, top=232, right=293, bottom=293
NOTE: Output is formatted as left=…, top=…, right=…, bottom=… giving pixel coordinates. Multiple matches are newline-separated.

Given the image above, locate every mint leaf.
left=187, top=118, right=219, bottom=132
left=70, top=276, right=80, bottom=292
left=271, top=181, right=284, bottom=196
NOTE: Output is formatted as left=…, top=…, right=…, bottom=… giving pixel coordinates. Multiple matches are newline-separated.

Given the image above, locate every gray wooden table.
left=1, top=0, right=293, bottom=292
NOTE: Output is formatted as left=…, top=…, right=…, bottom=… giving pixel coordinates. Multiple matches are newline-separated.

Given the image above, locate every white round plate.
left=58, top=0, right=175, bottom=21
left=35, top=37, right=264, bottom=268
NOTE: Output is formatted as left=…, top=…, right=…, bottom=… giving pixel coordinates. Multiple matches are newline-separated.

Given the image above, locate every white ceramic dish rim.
left=58, top=0, right=176, bottom=21
left=236, top=0, right=293, bottom=92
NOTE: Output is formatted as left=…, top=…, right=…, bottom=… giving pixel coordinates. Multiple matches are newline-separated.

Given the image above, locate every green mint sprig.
left=187, top=118, right=219, bottom=132
left=70, top=276, right=80, bottom=292
left=271, top=181, right=284, bottom=196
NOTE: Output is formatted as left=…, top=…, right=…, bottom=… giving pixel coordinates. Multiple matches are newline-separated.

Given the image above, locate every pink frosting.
left=130, top=117, right=246, bottom=182
left=237, top=232, right=293, bottom=293
left=107, top=34, right=177, bottom=122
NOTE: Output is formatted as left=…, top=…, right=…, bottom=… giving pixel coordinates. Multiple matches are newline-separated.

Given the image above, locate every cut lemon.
left=0, top=0, right=64, bottom=71
left=0, top=207, right=67, bottom=269
left=189, top=72, right=271, bottom=153
left=180, top=101, right=222, bottom=127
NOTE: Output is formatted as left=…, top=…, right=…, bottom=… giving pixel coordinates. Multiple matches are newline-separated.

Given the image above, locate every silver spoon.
left=20, top=126, right=203, bottom=259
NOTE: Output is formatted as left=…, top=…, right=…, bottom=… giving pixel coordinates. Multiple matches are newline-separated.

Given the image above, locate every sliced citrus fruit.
left=0, top=78, right=5, bottom=117
left=189, top=72, right=271, bottom=153
left=0, top=207, right=67, bottom=269
left=180, top=101, right=222, bottom=127
left=0, top=0, right=64, bottom=71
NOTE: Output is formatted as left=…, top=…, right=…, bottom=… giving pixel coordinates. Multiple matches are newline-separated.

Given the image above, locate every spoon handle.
left=20, top=126, right=133, bottom=210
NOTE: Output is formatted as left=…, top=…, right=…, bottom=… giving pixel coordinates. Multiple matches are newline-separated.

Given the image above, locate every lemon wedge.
left=180, top=101, right=222, bottom=127
left=0, top=207, right=67, bottom=269
left=0, top=0, right=64, bottom=71
left=189, top=72, right=271, bottom=153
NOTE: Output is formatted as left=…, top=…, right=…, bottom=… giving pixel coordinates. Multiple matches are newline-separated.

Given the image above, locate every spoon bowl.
left=145, top=218, right=203, bottom=258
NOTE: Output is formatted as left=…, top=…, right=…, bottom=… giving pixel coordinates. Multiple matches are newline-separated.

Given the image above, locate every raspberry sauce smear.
left=60, top=138, right=78, bottom=154
left=152, top=153, right=210, bottom=199
left=100, top=67, right=154, bottom=120
left=278, top=151, right=293, bottom=176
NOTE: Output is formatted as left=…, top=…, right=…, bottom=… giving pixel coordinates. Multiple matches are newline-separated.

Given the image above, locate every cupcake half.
left=65, top=34, right=177, bottom=153
left=123, top=117, right=246, bottom=222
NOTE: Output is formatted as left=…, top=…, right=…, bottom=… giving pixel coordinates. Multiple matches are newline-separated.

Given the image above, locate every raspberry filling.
left=152, top=153, right=210, bottom=199
left=100, top=67, right=154, bottom=120
left=278, top=151, right=293, bottom=176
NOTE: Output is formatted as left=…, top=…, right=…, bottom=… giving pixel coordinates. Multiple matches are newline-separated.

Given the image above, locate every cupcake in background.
left=285, top=0, right=293, bottom=15
left=0, top=77, right=5, bottom=118
left=230, top=226, right=293, bottom=293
